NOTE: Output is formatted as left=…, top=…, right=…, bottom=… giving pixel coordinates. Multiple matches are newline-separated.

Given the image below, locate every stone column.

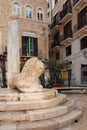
left=0, top=30, right=2, bottom=54
left=7, top=19, right=20, bottom=83
left=0, top=25, right=3, bottom=54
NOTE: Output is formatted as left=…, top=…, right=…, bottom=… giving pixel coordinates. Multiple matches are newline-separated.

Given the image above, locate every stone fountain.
left=0, top=57, right=82, bottom=130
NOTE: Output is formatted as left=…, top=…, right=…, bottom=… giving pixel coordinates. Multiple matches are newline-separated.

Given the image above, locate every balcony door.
left=78, top=6, right=87, bottom=29
left=64, top=21, right=72, bottom=39
left=22, top=36, right=38, bottom=57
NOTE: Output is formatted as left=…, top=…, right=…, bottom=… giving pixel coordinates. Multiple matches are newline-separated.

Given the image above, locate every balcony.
left=73, top=0, right=87, bottom=10
left=73, top=0, right=79, bottom=6
left=51, top=41, right=60, bottom=50
left=60, top=32, right=72, bottom=45
left=50, top=21, right=60, bottom=32
left=60, top=8, right=72, bottom=23
left=50, top=12, right=60, bottom=32
left=74, top=24, right=87, bottom=37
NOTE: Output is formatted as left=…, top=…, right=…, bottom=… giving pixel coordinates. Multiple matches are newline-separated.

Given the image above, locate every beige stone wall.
left=0, top=0, right=48, bottom=60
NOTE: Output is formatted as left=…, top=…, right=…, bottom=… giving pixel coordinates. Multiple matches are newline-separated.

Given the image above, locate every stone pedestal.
left=0, top=88, right=83, bottom=130
left=0, top=57, right=83, bottom=129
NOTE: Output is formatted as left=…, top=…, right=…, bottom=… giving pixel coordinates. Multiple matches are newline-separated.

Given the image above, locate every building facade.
left=48, top=0, right=87, bottom=86
left=0, top=0, right=49, bottom=87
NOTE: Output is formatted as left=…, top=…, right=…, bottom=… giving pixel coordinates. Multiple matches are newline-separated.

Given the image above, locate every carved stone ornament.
left=9, top=57, right=45, bottom=92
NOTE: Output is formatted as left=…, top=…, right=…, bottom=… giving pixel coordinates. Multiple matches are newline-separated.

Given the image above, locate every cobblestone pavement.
left=61, top=93, right=87, bottom=130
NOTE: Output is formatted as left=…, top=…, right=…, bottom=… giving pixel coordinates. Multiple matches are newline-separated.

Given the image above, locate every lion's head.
left=9, top=57, right=45, bottom=92
left=22, top=57, right=45, bottom=77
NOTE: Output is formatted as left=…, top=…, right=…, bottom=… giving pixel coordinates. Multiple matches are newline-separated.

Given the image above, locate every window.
left=83, top=71, right=87, bottom=76
left=81, top=64, right=87, bottom=82
left=81, top=36, right=87, bottom=50
left=13, top=2, right=20, bottom=16
left=51, top=32, right=60, bottom=48
left=54, top=32, right=60, bottom=42
left=37, top=8, right=44, bottom=21
left=78, top=6, right=87, bottom=29
left=64, top=21, right=72, bottom=39
left=53, top=12, right=60, bottom=25
left=66, top=45, right=71, bottom=56
left=25, top=5, right=32, bottom=18
left=56, top=52, right=60, bottom=60
left=22, top=36, right=38, bottom=56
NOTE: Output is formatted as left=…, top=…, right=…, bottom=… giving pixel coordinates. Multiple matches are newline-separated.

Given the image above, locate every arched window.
left=37, top=8, right=44, bottom=21
left=13, top=2, right=20, bottom=16
left=25, top=5, right=32, bottom=18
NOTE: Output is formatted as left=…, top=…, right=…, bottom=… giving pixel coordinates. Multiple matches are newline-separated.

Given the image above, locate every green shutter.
left=34, top=38, right=38, bottom=56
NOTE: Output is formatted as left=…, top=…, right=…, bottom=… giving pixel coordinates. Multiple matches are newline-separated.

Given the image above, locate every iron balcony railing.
left=50, top=12, right=60, bottom=29
left=64, top=31, right=72, bottom=40
left=60, top=32, right=72, bottom=42
left=60, top=7, right=72, bottom=21
left=50, top=20, right=60, bottom=29
left=74, top=22, right=87, bottom=33
left=73, top=0, right=79, bottom=6
left=51, top=31, right=72, bottom=48
left=51, top=41, right=60, bottom=48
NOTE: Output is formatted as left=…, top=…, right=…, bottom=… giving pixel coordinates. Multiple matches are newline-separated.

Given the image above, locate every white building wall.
left=59, top=38, right=87, bottom=86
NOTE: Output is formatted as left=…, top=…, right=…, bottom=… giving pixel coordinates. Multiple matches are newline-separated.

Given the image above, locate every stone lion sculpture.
left=9, top=57, right=45, bottom=92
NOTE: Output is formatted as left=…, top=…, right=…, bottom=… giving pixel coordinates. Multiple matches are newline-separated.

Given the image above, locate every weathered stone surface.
left=0, top=106, right=67, bottom=122
left=0, top=88, right=19, bottom=101
left=19, top=89, right=58, bottom=101
left=56, top=107, right=83, bottom=128
left=0, top=98, right=78, bottom=122
left=1, top=107, right=81, bottom=130
left=16, top=120, right=59, bottom=130
left=9, top=57, right=46, bottom=92
left=0, top=93, right=19, bottom=101
left=0, top=111, right=29, bottom=122
left=63, top=99, right=74, bottom=112
left=0, top=88, right=58, bottom=101
left=28, top=106, right=68, bottom=121
left=0, top=56, right=83, bottom=130
left=0, top=123, right=16, bottom=130
left=0, top=94, right=66, bottom=111
left=0, top=89, right=58, bottom=101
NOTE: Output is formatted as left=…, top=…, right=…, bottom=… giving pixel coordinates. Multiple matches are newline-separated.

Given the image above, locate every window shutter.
left=22, top=36, right=28, bottom=56
left=34, top=38, right=38, bottom=56
left=78, top=12, right=81, bottom=29
left=37, top=13, right=39, bottom=19
left=86, top=6, right=87, bottom=24
left=22, top=36, right=26, bottom=56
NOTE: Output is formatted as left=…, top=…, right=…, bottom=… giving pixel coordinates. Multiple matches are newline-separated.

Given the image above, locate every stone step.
left=0, top=88, right=58, bottom=101
left=63, top=99, right=74, bottom=112
left=0, top=100, right=74, bottom=122
left=58, top=126, right=71, bottom=130
left=0, top=107, right=82, bottom=130
left=0, top=94, right=66, bottom=111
